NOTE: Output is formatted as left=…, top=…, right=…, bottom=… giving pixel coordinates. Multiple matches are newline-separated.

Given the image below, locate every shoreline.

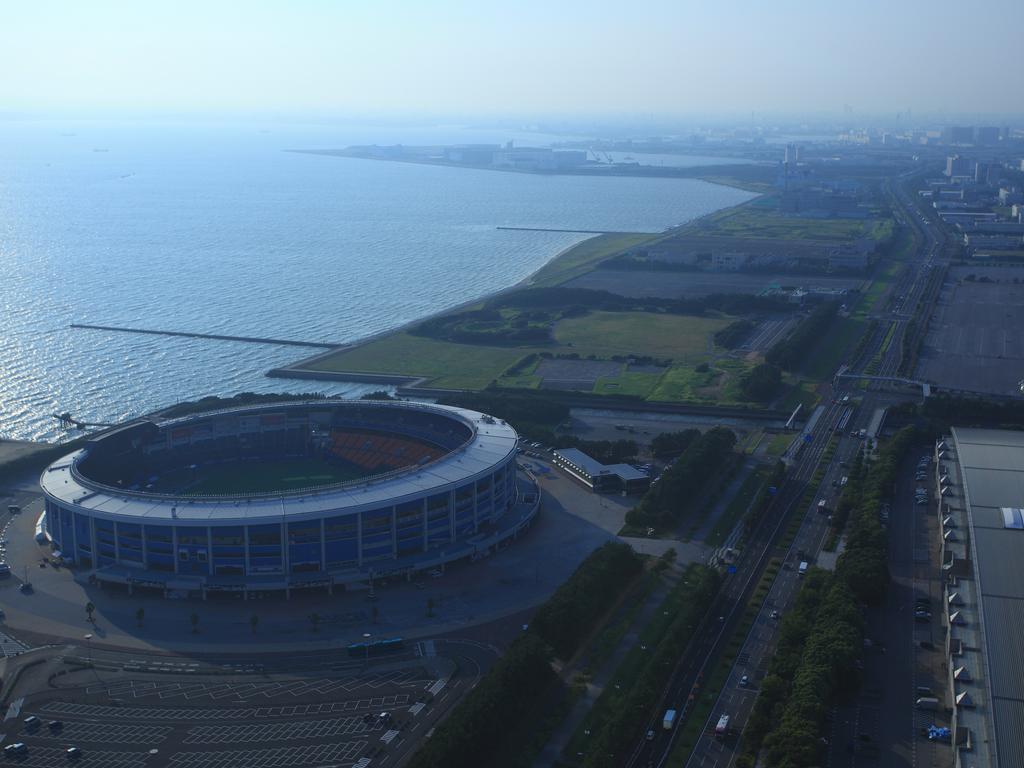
left=274, top=191, right=763, bottom=386
left=289, top=148, right=769, bottom=193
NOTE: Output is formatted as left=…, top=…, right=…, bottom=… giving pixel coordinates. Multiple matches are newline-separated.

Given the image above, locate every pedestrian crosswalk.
left=0, top=629, right=28, bottom=657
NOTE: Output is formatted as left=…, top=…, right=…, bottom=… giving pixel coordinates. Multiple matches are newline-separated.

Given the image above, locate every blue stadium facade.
left=40, top=400, right=533, bottom=597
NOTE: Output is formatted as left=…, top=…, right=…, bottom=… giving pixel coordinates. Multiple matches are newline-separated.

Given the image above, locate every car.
left=915, top=613, right=931, bottom=623
left=48, top=719, right=63, bottom=730
left=739, top=675, right=749, bottom=687
left=23, top=715, right=40, bottom=729
left=428, top=569, right=442, bottom=579
left=919, top=640, right=936, bottom=650
left=3, top=743, right=27, bottom=756
left=916, top=498, right=929, bottom=506
left=66, top=746, right=82, bottom=760
left=19, top=582, right=32, bottom=593
left=770, top=609, right=780, bottom=620
left=646, top=729, right=655, bottom=741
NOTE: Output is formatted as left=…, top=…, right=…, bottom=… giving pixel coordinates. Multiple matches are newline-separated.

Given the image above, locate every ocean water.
left=0, top=120, right=754, bottom=442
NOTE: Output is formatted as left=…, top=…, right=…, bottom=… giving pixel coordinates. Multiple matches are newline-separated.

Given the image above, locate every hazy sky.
left=2, top=0, right=1021, bottom=119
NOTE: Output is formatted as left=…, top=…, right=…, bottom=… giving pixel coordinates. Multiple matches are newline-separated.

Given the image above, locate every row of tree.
left=408, top=633, right=557, bottom=768
left=738, top=428, right=921, bottom=766
left=765, top=301, right=840, bottom=372
left=580, top=565, right=721, bottom=768
left=714, top=319, right=755, bottom=349
left=738, top=363, right=782, bottom=403
left=408, top=543, right=644, bottom=768
left=530, top=542, right=644, bottom=661
left=625, top=427, right=737, bottom=529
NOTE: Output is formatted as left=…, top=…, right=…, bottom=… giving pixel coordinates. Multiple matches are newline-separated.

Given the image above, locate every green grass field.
left=554, top=311, right=727, bottom=361
left=696, top=206, right=889, bottom=242
left=529, top=232, right=662, bottom=287
left=157, top=458, right=369, bottom=495
left=302, top=332, right=530, bottom=389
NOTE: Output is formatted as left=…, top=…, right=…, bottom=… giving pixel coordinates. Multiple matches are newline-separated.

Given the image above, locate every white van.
left=798, top=561, right=809, bottom=576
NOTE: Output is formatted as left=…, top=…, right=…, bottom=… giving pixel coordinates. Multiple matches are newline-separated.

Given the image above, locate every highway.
left=624, top=165, right=952, bottom=768
left=625, top=396, right=848, bottom=768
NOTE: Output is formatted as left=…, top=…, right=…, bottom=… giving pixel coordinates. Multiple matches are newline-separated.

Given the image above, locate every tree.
left=85, top=601, right=95, bottom=623
left=308, top=613, right=320, bottom=633
left=190, top=611, right=200, bottom=634
left=135, top=607, right=145, bottom=627
left=249, top=614, right=259, bottom=634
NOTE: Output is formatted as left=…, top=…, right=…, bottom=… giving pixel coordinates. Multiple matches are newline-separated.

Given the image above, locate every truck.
left=798, top=561, right=809, bottom=576
left=663, top=709, right=677, bottom=730
left=915, top=697, right=940, bottom=710
left=715, top=714, right=730, bottom=737
left=817, top=499, right=830, bottom=515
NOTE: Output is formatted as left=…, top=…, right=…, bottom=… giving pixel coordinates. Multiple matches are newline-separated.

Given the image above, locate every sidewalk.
left=534, top=565, right=681, bottom=767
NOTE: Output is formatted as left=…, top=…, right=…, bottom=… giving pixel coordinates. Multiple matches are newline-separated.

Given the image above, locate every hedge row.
left=531, top=541, right=644, bottom=661
left=407, top=634, right=556, bottom=768
left=409, top=542, right=643, bottom=768
left=580, top=565, right=721, bottom=768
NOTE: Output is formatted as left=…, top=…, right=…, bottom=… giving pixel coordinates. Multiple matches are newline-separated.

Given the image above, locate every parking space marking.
left=169, top=740, right=366, bottom=767
left=26, top=721, right=172, bottom=744
left=42, top=694, right=412, bottom=722
left=183, top=715, right=381, bottom=744
left=0, top=746, right=147, bottom=768
left=83, top=669, right=427, bottom=702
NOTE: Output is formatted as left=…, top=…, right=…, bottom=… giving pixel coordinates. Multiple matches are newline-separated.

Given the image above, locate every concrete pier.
left=70, top=324, right=341, bottom=349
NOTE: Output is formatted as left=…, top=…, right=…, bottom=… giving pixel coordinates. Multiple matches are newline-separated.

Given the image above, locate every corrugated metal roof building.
left=942, top=427, right=1024, bottom=767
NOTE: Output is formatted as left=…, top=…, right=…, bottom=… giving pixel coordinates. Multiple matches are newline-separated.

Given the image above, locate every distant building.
left=946, top=155, right=974, bottom=179
left=442, top=144, right=500, bottom=165
left=963, top=233, right=1023, bottom=250
left=943, top=126, right=975, bottom=145
left=551, top=448, right=650, bottom=495
left=491, top=147, right=587, bottom=171
left=828, top=245, right=870, bottom=271
left=974, top=126, right=1001, bottom=146
left=711, top=252, right=749, bottom=271
left=998, top=188, right=1024, bottom=206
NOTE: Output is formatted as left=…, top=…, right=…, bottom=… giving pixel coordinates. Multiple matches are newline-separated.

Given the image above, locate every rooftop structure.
left=40, top=400, right=534, bottom=597
left=937, top=427, right=1024, bottom=767
left=551, top=448, right=650, bottom=495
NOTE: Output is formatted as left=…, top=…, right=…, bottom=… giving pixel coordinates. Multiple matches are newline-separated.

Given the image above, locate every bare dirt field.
left=566, top=269, right=864, bottom=299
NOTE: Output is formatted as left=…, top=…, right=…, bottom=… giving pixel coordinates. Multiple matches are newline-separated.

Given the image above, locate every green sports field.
left=152, top=458, right=373, bottom=495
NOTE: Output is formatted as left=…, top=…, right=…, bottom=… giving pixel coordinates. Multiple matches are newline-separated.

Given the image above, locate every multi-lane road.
left=625, top=166, right=950, bottom=768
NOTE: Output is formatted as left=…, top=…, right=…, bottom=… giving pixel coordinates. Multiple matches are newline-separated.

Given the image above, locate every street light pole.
left=363, top=632, right=372, bottom=668
left=84, top=633, right=93, bottom=665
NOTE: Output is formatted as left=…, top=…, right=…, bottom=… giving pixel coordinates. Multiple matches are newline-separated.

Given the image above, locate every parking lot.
left=825, top=448, right=951, bottom=767
left=917, top=267, right=1024, bottom=395
left=1, top=645, right=465, bottom=768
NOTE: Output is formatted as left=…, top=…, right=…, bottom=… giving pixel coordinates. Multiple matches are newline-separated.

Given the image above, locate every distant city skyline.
left=2, top=0, right=1022, bottom=119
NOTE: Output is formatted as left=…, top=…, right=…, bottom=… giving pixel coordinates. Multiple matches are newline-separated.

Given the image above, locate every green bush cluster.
left=649, top=428, right=701, bottom=459
left=766, top=302, right=840, bottom=371
left=738, top=363, right=782, bottom=403
left=625, top=427, right=737, bottom=529
left=531, top=542, right=644, bottom=660
left=714, top=319, right=755, bottom=349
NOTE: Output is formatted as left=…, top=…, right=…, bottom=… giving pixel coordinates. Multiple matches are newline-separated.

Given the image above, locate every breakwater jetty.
left=496, top=226, right=639, bottom=235
left=70, top=324, right=341, bottom=349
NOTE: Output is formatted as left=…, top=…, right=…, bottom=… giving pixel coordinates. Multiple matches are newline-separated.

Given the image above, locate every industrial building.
left=934, top=427, right=1024, bottom=767
left=551, top=448, right=650, bottom=495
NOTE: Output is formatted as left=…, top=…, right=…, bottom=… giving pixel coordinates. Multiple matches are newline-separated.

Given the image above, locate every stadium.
left=39, top=399, right=537, bottom=598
